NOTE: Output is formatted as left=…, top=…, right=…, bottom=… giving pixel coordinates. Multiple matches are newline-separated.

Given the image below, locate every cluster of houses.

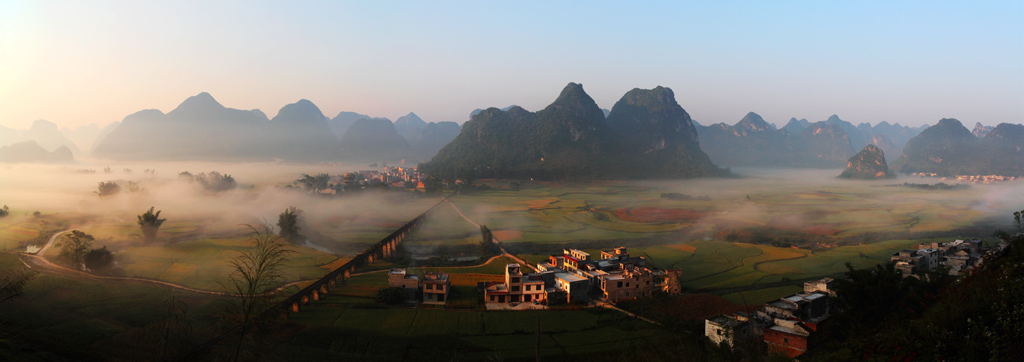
left=704, top=237, right=1008, bottom=357
left=891, top=239, right=992, bottom=277
left=953, top=175, right=1018, bottom=183
left=387, top=269, right=451, bottom=304
left=482, top=247, right=682, bottom=306
left=351, top=166, right=424, bottom=188
left=705, top=278, right=835, bottom=358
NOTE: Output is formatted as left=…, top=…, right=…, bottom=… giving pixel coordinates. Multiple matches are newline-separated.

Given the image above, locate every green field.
left=285, top=302, right=667, bottom=361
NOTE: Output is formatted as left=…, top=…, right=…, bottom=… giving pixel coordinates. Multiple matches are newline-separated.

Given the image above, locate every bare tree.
left=220, top=224, right=292, bottom=362
left=0, top=264, right=37, bottom=303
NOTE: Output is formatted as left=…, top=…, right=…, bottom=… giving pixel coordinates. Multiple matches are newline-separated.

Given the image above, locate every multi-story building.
left=422, top=271, right=450, bottom=304
left=484, top=264, right=545, bottom=304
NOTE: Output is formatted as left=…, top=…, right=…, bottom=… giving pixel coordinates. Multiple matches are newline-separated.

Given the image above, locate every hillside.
left=0, top=140, right=74, bottom=163
left=838, top=144, right=894, bottom=179
left=92, top=92, right=269, bottom=160
left=406, top=121, right=461, bottom=162
left=696, top=113, right=853, bottom=168
left=420, top=83, right=724, bottom=180
left=890, top=119, right=1024, bottom=176
left=339, top=117, right=412, bottom=162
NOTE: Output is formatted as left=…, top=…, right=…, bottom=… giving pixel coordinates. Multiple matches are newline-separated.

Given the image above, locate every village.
left=704, top=237, right=1009, bottom=358
left=370, top=237, right=1009, bottom=359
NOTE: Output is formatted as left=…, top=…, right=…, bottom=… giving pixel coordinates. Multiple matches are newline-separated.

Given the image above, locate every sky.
left=1, top=1, right=1022, bottom=130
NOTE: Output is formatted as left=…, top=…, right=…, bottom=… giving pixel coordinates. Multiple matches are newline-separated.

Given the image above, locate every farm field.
left=0, top=253, right=223, bottom=359
left=285, top=304, right=668, bottom=361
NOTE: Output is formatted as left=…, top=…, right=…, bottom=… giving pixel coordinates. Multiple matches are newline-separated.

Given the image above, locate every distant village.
left=296, top=166, right=428, bottom=195
left=910, top=172, right=1019, bottom=184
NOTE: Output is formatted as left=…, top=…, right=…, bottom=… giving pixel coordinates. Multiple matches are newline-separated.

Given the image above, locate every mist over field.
left=0, top=161, right=430, bottom=252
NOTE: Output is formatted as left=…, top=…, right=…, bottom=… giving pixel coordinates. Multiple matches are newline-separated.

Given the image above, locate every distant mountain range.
left=0, top=140, right=74, bottom=163
left=89, top=93, right=459, bottom=162
left=890, top=119, right=1024, bottom=176
left=3, top=90, right=1018, bottom=176
left=419, top=83, right=725, bottom=180
left=694, top=113, right=929, bottom=168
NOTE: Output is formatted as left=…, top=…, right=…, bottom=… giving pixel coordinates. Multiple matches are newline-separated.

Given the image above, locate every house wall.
left=763, top=329, right=808, bottom=358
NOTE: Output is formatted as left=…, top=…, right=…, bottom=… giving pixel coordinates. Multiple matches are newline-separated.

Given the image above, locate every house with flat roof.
left=484, top=264, right=545, bottom=304
left=422, top=271, right=450, bottom=304
left=388, top=269, right=420, bottom=302
left=705, top=313, right=752, bottom=349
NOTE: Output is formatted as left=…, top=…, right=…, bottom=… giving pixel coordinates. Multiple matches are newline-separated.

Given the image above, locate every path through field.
left=18, top=229, right=318, bottom=297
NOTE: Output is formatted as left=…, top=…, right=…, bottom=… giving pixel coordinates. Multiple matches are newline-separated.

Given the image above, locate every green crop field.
left=284, top=304, right=666, bottom=362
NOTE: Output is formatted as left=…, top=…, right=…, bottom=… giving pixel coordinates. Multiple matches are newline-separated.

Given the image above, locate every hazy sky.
left=1, top=1, right=1021, bottom=130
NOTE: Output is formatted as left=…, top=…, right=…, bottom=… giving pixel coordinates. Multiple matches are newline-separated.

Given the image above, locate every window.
left=511, top=277, right=520, bottom=283
left=490, top=296, right=495, bottom=301
left=426, top=284, right=433, bottom=290
left=626, top=283, right=630, bottom=287
left=617, top=281, right=623, bottom=288
left=783, top=337, right=789, bottom=344
left=511, top=286, right=520, bottom=292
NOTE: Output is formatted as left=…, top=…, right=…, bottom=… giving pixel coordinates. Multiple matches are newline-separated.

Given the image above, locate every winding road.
left=17, top=229, right=318, bottom=297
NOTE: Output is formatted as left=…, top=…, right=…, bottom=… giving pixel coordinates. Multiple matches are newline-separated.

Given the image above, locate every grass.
left=284, top=306, right=662, bottom=361
left=0, top=253, right=222, bottom=360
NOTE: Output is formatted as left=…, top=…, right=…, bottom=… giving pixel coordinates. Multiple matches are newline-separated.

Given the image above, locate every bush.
left=84, top=246, right=114, bottom=275
left=375, top=286, right=405, bottom=305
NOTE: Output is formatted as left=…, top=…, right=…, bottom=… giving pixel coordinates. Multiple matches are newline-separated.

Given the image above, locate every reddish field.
left=613, top=207, right=709, bottom=223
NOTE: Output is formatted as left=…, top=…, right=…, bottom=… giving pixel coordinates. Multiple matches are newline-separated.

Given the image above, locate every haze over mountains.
left=85, top=93, right=460, bottom=163
left=694, top=113, right=928, bottom=168
left=1, top=87, right=1020, bottom=177
left=891, top=119, right=1024, bottom=176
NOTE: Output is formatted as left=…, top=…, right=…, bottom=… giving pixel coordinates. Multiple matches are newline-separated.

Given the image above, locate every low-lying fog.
left=0, top=161, right=430, bottom=253
left=644, top=167, right=1024, bottom=228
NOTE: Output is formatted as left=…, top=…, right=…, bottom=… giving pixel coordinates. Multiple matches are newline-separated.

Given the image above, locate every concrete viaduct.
left=270, top=191, right=458, bottom=316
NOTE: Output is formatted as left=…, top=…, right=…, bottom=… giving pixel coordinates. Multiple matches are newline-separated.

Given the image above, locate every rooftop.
left=555, top=273, right=587, bottom=283
left=709, top=314, right=747, bottom=328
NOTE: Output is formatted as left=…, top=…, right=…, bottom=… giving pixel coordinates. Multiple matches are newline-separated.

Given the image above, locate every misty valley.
left=1, top=156, right=1022, bottom=361
left=2, top=3, right=1022, bottom=358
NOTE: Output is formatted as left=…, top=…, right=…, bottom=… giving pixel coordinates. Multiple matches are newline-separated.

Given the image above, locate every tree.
left=0, top=205, right=8, bottom=217
left=55, top=230, right=94, bottom=268
left=221, top=224, right=292, bottom=362
left=479, top=225, right=500, bottom=256
left=277, top=207, right=302, bottom=244
left=96, top=181, right=121, bottom=197
left=1015, top=209, right=1023, bottom=231
left=138, top=207, right=166, bottom=243
left=84, top=246, right=115, bottom=274
left=376, top=286, right=406, bottom=305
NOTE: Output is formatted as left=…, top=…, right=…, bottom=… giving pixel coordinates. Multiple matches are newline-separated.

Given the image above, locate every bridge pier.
left=312, top=290, right=319, bottom=301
